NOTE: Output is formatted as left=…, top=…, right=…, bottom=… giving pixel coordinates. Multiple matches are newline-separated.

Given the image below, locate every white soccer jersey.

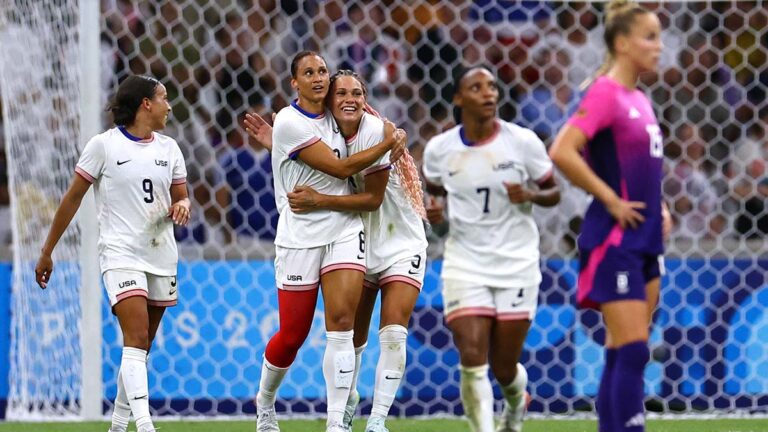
left=75, top=127, right=187, bottom=276
left=347, top=113, right=428, bottom=273
left=272, top=101, right=363, bottom=248
left=422, top=120, right=553, bottom=288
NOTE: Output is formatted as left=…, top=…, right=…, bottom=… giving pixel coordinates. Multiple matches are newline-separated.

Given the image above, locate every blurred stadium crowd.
left=0, top=1, right=765, bottom=259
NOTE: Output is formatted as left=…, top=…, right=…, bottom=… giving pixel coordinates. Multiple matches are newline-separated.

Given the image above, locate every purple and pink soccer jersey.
left=567, top=76, right=664, bottom=309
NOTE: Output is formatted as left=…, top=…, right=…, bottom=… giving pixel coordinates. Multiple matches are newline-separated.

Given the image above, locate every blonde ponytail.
left=581, top=0, right=648, bottom=90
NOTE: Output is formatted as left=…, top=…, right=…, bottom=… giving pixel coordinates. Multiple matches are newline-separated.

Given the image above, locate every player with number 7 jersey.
left=422, top=66, right=560, bottom=432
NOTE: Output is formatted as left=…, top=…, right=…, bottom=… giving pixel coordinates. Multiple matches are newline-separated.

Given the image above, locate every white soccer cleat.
left=365, top=416, right=390, bottom=432
left=343, top=390, right=360, bottom=430
left=326, top=421, right=348, bottom=432
left=257, top=404, right=280, bottom=432
left=495, top=391, right=531, bottom=432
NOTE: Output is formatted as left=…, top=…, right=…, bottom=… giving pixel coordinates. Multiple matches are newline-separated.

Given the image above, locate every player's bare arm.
left=297, top=120, right=397, bottom=179
left=550, top=124, right=645, bottom=229
left=425, top=196, right=445, bottom=225
left=243, top=112, right=273, bottom=152
left=503, top=175, right=560, bottom=207
left=288, top=169, right=389, bottom=213
left=35, top=173, right=92, bottom=289
left=168, top=182, right=191, bottom=226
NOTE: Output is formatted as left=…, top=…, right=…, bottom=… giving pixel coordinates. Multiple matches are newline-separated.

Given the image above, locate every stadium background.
left=0, top=0, right=766, bottom=424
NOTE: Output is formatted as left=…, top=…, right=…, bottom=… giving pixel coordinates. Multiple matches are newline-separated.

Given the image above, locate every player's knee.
left=280, top=329, right=309, bottom=352
left=492, top=366, right=517, bottom=386
left=325, top=310, right=354, bottom=331
left=381, top=308, right=411, bottom=328
left=122, top=329, right=150, bottom=351
left=617, top=341, right=650, bottom=372
left=458, top=345, right=488, bottom=366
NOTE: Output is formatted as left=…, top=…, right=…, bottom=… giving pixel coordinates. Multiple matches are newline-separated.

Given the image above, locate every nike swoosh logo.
left=384, top=375, right=399, bottom=380
left=511, top=301, right=524, bottom=307
left=339, top=369, right=353, bottom=374
left=357, top=255, right=364, bottom=260
left=117, top=160, right=131, bottom=165
left=132, top=395, right=148, bottom=400
left=408, top=269, right=419, bottom=275
left=169, top=289, right=177, bottom=296
left=448, top=171, right=459, bottom=176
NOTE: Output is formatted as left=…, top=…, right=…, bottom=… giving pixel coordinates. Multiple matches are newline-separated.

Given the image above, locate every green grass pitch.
left=2, top=419, right=768, bottom=432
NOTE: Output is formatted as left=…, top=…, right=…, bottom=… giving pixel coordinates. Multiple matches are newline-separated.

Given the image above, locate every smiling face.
left=454, top=68, right=499, bottom=121
left=615, top=12, right=663, bottom=74
left=290, top=54, right=330, bottom=105
left=146, top=83, right=171, bottom=130
left=330, top=75, right=366, bottom=129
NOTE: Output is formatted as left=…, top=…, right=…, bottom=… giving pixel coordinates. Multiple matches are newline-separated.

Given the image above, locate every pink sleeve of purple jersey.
left=566, top=78, right=616, bottom=140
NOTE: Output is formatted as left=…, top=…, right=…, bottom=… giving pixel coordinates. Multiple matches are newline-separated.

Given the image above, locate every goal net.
left=2, top=0, right=766, bottom=420
left=0, top=0, right=84, bottom=419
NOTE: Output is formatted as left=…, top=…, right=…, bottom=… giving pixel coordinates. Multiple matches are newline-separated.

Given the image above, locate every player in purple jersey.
left=549, top=1, right=671, bottom=432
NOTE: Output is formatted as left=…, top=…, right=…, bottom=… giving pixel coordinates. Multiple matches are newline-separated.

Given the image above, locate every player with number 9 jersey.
left=76, top=127, right=186, bottom=276
left=35, top=75, right=191, bottom=432
left=282, top=70, right=426, bottom=432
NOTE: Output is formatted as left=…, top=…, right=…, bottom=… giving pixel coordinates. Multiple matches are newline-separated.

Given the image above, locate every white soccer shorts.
left=103, top=269, right=178, bottom=308
left=274, top=228, right=366, bottom=291
left=441, top=279, right=538, bottom=324
left=364, top=250, right=427, bottom=291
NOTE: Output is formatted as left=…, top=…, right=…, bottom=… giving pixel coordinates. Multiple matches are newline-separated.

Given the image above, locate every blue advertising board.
left=1, top=258, right=767, bottom=416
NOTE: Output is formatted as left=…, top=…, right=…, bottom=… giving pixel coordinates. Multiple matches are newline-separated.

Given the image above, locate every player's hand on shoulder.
left=426, top=196, right=444, bottom=225
left=288, top=185, right=321, bottom=213
left=167, top=202, right=191, bottom=226
left=244, top=112, right=273, bottom=152
left=503, top=182, right=533, bottom=204
left=35, top=254, right=53, bottom=289
left=606, top=196, right=646, bottom=229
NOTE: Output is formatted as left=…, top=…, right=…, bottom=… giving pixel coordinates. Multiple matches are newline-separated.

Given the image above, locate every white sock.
left=256, top=358, right=289, bottom=407
left=370, top=325, right=407, bottom=419
left=121, top=347, right=153, bottom=430
left=348, top=343, right=367, bottom=405
left=501, top=363, right=528, bottom=415
left=324, top=330, right=355, bottom=425
left=460, top=364, right=494, bottom=432
left=110, top=369, right=131, bottom=431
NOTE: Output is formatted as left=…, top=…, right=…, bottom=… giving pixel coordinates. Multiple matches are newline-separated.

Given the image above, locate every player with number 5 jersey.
left=35, top=75, right=190, bottom=432
left=423, top=66, right=560, bottom=432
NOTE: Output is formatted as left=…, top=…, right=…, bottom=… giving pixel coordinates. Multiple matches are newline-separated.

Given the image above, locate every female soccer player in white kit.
left=35, top=75, right=190, bottom=432
left=286, top=70, right=428, bottom=432
left=248, top=52, right=403, bottom=432
left=422, top=66, right=560, bottom=432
